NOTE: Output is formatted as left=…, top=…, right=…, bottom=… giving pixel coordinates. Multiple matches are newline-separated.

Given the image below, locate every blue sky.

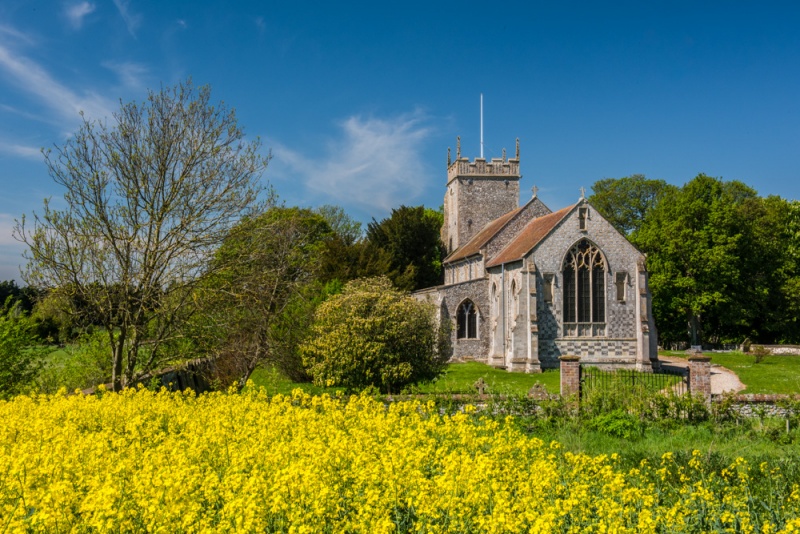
left=1, top=1, right=799, bottom=282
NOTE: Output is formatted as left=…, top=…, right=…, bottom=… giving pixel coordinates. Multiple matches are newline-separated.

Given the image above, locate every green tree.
left=0, top=301, right=45, bottom=399
left=735, top=196, right=800, bottom=343
left=365, top=205, right=445, bottom=291
left=194, top=207, right=333, bottom=387
left=634, top=174, right=758, bottom=346
left=300, top=276, right=449, bottom=393
left=589, top=175, right=675, bottom=236
left=15, top=80, right=267, bottom=390
left=0, top=280, right=39, bottom=314
left=316, top=204, right=362, bottom=245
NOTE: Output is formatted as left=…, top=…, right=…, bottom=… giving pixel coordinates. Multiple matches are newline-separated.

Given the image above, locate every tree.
left=589, top=175, right=675, bottom=236
left=193, top=207, right=334, bottom=387
left=634, top=175, right=758, bottom=346
left=300, top=276, right=450, bottom=393
left=365, top=206, right=445, bottom=291
left=0, top=301, right=45, bottom=399
left=15, top=80, right=268, bottom=390
left=0, top=280, right=38, bottom=314
left=316, top=205, right=362, bottom=246
left=734, top=196, right=800, bottom=343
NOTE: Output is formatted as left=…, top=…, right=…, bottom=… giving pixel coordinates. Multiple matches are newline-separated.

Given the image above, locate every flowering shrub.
left=301, top=277, right=449, bottom=393
left=1, top=388, right=800, bottom=533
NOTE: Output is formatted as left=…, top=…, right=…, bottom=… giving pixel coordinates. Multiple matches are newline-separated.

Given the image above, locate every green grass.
left=527, top=418, right=800, bottom=467
left=247, top=361, right=561, bottom=396
left=707, top=352, right=800, bottom=394
left=661, top=350, right=800, bottom=394
left=246, top=367, right=345, bottom=396
left=397, top=361, right=560, bottom=395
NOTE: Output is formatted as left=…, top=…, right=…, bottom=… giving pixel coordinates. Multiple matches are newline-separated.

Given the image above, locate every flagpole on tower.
left=480, top=93, right=484, bottom=159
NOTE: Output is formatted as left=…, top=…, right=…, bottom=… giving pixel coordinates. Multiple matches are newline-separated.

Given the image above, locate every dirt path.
left=658, top=356, right=746, bottom=395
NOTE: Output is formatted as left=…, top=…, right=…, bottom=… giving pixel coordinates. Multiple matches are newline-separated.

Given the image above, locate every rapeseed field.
left=1, top=387, right=799, bottom=533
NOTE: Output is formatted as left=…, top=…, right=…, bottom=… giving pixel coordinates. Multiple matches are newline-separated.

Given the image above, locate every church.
left=415, top=139, right=659, bottom=372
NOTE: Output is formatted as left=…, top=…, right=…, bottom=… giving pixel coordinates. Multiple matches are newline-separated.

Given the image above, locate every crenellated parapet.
left=447, top=157, right=520, bottom=183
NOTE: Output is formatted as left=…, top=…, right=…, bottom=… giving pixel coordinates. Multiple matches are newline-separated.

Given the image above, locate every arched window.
left=456, top=300, right=478, bottom=339
left=563, top=239, right=606, bottom=336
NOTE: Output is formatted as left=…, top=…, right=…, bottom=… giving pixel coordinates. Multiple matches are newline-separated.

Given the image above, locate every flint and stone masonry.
left=415, top=138, right=659, bottom=373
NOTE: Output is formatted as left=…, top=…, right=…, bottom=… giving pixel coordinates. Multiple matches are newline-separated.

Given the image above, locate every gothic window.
left=456, top=300, right=478, bottom=339
left=563, top=239, right=606, bottom=336
left=578, top=207, right=588, bottom=231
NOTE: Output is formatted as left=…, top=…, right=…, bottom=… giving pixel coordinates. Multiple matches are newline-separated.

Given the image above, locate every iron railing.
left=580, top=365, right=688, bottom=398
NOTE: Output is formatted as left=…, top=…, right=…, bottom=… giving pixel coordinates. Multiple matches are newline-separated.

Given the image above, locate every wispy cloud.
left=0, top=24, right=37, bottom=46
left=103, top=60, right=148, bottom=91
left=64, top=1, right=95, bottom=30
left=112, top=0, right=142, bottom=37
left=0, top=44, right=115, bottom=125
left=254, top=17, right=266, bottom=34
left=0, top=214, right=26, bottom=281
left=0, top=214, right=20, bottom=247
left=0, top=141, right=41, bottom=160
left=272, top=111, right=434, bottom=214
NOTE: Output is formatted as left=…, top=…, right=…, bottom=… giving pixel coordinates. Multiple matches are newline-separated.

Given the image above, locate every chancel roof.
left=485, top=204, right=576, bottom=268
left=443, top=206, right=524, bottom=263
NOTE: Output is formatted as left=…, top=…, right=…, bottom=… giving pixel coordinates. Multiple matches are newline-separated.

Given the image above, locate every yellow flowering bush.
left=1, top=387, right=799, bottom=533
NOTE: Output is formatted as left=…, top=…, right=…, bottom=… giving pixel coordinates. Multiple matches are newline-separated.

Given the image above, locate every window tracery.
left=563, top=239, right=606, bottom=337
left=456, top=300, right=478, bottom=339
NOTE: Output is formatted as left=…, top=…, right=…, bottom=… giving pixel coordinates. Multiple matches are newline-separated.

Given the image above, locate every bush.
left=588, top=409, right=642, bottom=439
left=300, top=277, right=449, bottom=393
left=0, top=300, right=45, bottom=399
left=752, top=344, right=770, bottom=364
left=36, top=331, right=112, bottom=393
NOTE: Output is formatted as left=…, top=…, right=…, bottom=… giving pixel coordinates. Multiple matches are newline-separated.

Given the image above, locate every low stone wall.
left=81, top=356, right=218, bottom=395
left=135, top=357, right=217, bottom=393
left=763, top=345, right=800, bottom=355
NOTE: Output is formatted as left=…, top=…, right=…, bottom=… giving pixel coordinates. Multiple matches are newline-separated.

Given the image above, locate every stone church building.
left=415, top=139, right=659, bottom=372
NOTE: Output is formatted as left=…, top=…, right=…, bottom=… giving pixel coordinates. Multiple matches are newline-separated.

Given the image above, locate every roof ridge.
left=485, top=203, right=577, bottom=268
left=443, top=205, right=525, bottom=263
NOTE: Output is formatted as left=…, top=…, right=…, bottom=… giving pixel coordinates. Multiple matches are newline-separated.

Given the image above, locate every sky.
left=1, top=1, right=799, bottom=282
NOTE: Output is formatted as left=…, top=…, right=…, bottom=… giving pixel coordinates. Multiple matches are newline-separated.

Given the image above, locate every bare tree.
left=15, top=80, right=269, bottom=390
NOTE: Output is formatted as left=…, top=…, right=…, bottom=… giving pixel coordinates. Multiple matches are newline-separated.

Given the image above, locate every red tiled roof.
left=444, top=206, right=524, bottom=263
left=485, top=204, right=576, bottom=268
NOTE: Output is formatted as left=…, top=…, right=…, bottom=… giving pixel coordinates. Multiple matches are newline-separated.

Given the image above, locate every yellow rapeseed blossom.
left=0, top=388, right=798, bottom=532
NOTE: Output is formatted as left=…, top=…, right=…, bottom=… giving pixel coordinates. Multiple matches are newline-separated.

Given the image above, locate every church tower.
left=442, top=138, right=521, bottom=254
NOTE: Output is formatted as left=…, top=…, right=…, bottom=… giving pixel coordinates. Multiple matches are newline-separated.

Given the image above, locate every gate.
left=579, top=365, right=688, bottom=399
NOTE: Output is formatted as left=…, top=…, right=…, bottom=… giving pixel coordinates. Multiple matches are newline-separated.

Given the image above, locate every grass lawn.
left=411, top=361, right=560, bottom=395
left=708, top=352, right=800, bottom=395
left=248, top=361, right=561, bottom=396
left=660, top=350, right=800, bottom=394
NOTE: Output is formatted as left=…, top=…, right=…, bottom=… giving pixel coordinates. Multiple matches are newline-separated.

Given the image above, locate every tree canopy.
left=193, top=206, right=334, bottom=386
left=365, top=206, right=445, bottom=291
left=589, top=175, right=675, bottom=236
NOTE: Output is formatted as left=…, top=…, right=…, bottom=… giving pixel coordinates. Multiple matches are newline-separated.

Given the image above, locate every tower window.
left=456, top=300, right=478, bottom=339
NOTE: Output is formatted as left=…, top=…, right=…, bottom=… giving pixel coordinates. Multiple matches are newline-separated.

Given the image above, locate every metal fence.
left=580, top=366, right=688, bottom=398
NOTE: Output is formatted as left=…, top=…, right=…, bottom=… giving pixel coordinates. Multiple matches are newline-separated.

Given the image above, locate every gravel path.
left=658, top=356, right=746, bottom=395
